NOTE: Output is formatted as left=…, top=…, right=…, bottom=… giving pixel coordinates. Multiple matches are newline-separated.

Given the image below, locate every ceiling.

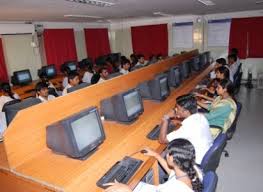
left=0, top=0, right=262, bottom=22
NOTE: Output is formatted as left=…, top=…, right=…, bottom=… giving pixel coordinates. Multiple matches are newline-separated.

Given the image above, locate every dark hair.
left=68, top=71, right=79, bottom=83
left=120, top=56, right=128, bottom=62
left=228, top=54, right=237, bottom=62
left=91, top=73, right=100, bottom=84
left=137, top=54, right=144, bottom=60
left=121, top=59, right=130, bottom=67
left=218, top=79, right=235, bottom=96
left=231, top=48, right=238, bottom=56
left=35, top=82, right=48, bottom=93
left=167, top=139, right=203, bottom=192
left=216, top=58, right=227, bottom=66
left=99, top=67, right=108, bottom=74
left=1, top=83, right=15, bottom=99
left=215, top=66, right=230, bottom=80
left=176, top=94, right=197, bottom=114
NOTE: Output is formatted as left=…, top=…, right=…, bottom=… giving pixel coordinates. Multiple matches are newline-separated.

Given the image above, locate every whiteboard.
left=208, top=20, right=231, bottom=47
left=172, top=23, right=193, bottom=48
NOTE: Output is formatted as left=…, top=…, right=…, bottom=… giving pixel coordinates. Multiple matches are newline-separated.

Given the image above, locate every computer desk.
left=0, top=50, right=213, bottom=192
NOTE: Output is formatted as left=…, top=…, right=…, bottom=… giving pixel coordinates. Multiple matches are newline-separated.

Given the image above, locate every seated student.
left=230, top=48, right=241, bottom=67
left=97, top=67, right=109, bottom=83
left=120, top=59, right=131, bottom=75
left=39, top=72, right=59, bottom=97
left=196, top=79, right=237, bottom=138
left=62, top=72, right=80, bottom=96
left=0, top=83, right=20, bottom=111
left=130, top=53, right=138, bottom=68
left=215, top=66, right=232, bottom=82
left=62, top=66, right=71, bottom=89
left=105, top=57, right=114, bottom=74
left=228, top=54, right=239, bottom=77
left=210, top=58, right=227, bottom=79
left=82, top=64, right=94, bottom=84
left=35, top=82, right=56, bottom=103
left=135, top=54, right=146, bottom=67
left=104, top=139, right=203, bottom=192
left=157, top=54, right=163, bottom=61
left=159, top=94, right=213, bottom=165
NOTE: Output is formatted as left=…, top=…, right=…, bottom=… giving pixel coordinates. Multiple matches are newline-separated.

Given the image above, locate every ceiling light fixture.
left=64, top=14, right=104, bottom=19
left=153, top=12, right=173, bottom=17
left=197, top=0, right=215, bottom=6
left=66, top=0, right=115, bottom=7
left=255, top=1, right=263, bottom=4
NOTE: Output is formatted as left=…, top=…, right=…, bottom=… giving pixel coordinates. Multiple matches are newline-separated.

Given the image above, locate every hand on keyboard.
left=104, top=180, right=132, bottom=192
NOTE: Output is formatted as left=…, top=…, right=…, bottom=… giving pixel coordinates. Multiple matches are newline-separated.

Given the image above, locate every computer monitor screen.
left=71, top=111, right=103, bottom=151
left=14, top=70, right=32, bottom=85
left=124, top=91, right=142, bottom=117
left=160, top=77, right=168, bottom=97
left=47, top=107, right=105, bottom=159
left=68, top=63, right=77, bottom=71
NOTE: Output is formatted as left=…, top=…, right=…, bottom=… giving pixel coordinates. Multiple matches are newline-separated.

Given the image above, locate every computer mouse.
left=140, top=149, right=148, bottom=154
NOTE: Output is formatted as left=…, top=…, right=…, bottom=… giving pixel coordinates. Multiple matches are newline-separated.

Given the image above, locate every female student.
left=104, top=139, right=203, bottom=192
left=0, top=83, right=20, bottom=111
left=196, top=79, right=237, bottom=138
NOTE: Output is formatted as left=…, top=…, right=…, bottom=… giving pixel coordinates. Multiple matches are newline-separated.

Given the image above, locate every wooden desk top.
left=2, top=66, right=212, bottom=192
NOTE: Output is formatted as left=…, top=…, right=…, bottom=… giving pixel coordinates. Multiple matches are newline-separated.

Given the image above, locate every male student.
left=228, top=54, right=239, bottom=77
left=35, top=82, right=56, bottom=102
left=62, top=72, right=80, bottom=96
left=98, top=67, right=109, bottom=83
left=159, top=94, right=213, bottom=165
left=230, top=48, right=241, bottom=66
left=120, top=59, right=131, bottom=75
left=135, top=54, right=146, bottom=67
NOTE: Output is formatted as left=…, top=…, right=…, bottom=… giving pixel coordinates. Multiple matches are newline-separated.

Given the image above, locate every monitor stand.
left=77, top=148, right=98, bottom=161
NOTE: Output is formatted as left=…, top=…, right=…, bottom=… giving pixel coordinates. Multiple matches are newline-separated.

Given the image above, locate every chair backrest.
left=203, top=171, right=218, bottom=192
left=226, top=101, right=242, bottom=140
left=2, top=99, right=21, bottom=112
left=201, top=133, right=227, bottom=173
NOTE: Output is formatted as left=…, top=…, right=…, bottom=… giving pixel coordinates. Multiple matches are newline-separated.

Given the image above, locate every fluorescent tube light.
left=66, top=0, right=115, bottom=7
left=197, top=0, right=215, bottom=6
left=64, top=14, right=103, bottom=19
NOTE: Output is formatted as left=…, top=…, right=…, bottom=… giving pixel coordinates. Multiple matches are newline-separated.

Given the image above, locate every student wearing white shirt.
left=62, top=72, right=80, bottom=96
left=62, top=66, right=71, bottom=88
left=135, top=54, right=146, bottom=67
left=228, top=54, right=239, bottom=77
left=97, top=67, right=109, bottom=84
left=35, top=82, right=56, bottom=103
left=104, top=139, right=203, bottom=192
left=159, top=94, right=213, bottom=165
left=215, top=66, right=233, bottom=82
left=0, top=83, right=20, bottom=111
left=230, top=48, right=241, bottom=67
left=210, top=58, right=227, bottom=79
left=119, top=59, right=131, bottom=75
left=82, top=65, right=94, bottom=84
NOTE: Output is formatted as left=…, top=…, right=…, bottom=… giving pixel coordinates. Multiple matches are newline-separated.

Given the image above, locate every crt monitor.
left=13, top=69, right=32, bottom=85
left=199, top=53, right=206, bottom=68
left=108, top=53, right=121, bottom=63
left=190, top=57, right=201, bottom=72
left=180, top=61, right=191, bottom=79
left=107, top=72, right=122, bottom=80
left=67, top=82, right=90, bottom=93
left=101, top=89, right=144, bottom=124
left=47, top=107, right=105, bottom=159
left=64, top=61, right=77, bottom=72
left=149, top=73, right=170, bottom=101
left=4, top=97, right=42, bottom=125
left=167, top=66, right=181, bottom=87
left=41, top=65, right=57, bottom=79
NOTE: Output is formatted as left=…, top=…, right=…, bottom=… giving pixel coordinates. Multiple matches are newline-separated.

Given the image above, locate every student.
left=228, top=54, right=239, bottom=77
left=215, top=66, right=232, bottom=82
left=135, top=54, right=145, bottom=67
left=82, top=64, right=94, bottom=84
left=130, top=53, right=138, bottom=68
left=157, top=54, right=163, bottom=61
left=159, top=94, right=213, bottom=165
left=0, top=83, right=20, bottom=111
left=38, top=72, right=59, bottom=97
left=62, top=72, right=80, bottom=96
left=62, top=66, right=71, bottom=89
left=98, top=67, right=109, bottom=83
left=210, top=58, right=227, bottom=79
left=230, top=48, right=241, bottom=67
left=196, top=79, right=237, bottom=138
left=105, top=57, right=114, bottom=74
left=104, top=139, right=203, bottom=192
left=35, top=82, right=56, bottom=103
left=120, top=59, right=131, bottom=75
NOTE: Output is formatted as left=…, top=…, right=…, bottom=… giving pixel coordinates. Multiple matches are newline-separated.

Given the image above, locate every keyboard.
left=147, top=123, right=176, bottom=140
left=97, top=156, right=143, bottom=189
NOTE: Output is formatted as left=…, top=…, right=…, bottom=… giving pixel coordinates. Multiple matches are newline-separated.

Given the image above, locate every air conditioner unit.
left=34, top=24, right=44, bottom=36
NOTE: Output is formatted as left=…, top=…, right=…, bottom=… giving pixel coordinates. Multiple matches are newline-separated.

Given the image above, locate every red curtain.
left=229, top=17, right=263, bottom=59
left=0, top=38, right=8, bottom=82
left=84, top=28, right=111, bottom=60
left=131, top=24, right=168, bottom=59
left=43, top=29, right=77, bottom=70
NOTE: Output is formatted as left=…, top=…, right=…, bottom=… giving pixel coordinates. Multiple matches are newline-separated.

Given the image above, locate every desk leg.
left=152, top=161, right=159, bottom=185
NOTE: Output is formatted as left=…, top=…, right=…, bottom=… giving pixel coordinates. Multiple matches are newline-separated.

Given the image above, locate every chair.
left=226, top=102, right=242, bottom=140
left=2, top=99, right=21, bottom=112
left=203, top=171, right=218, bottom=192
left=200, top=133, right=227, bottom=173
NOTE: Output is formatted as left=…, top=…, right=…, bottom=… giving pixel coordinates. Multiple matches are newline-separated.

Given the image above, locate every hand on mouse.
left=141, top=147, right=158, bottom=157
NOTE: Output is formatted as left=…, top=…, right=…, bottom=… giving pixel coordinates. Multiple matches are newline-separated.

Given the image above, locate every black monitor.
left=108, top=53, right=121, bottom=63
left=46, top=107, right=105, bottom=160
left=13, top=69, right=32, bottom=86
left=95, top=56, right=107, bottom=66
left=40, top=65, right=57, bottom=79
left=167, top=66, right=181, bottom=87
left=199, top=53, right=206, bottom=68
left=108, top=72, right=122, bottom=80
left=5, top=97, right=42, bottom=125
left=64, top=61, right=77, bottom=72
left=204, top=51, right=211, bottom=65
left=67, top=82, right=90, bottom=93
left=101, top=89, right=144, bottom=124
left=190, top=57, right=201, bottom=72
left=138, top=73, right=170, bottom=101
left=180, top=61, right=191, bottom=79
